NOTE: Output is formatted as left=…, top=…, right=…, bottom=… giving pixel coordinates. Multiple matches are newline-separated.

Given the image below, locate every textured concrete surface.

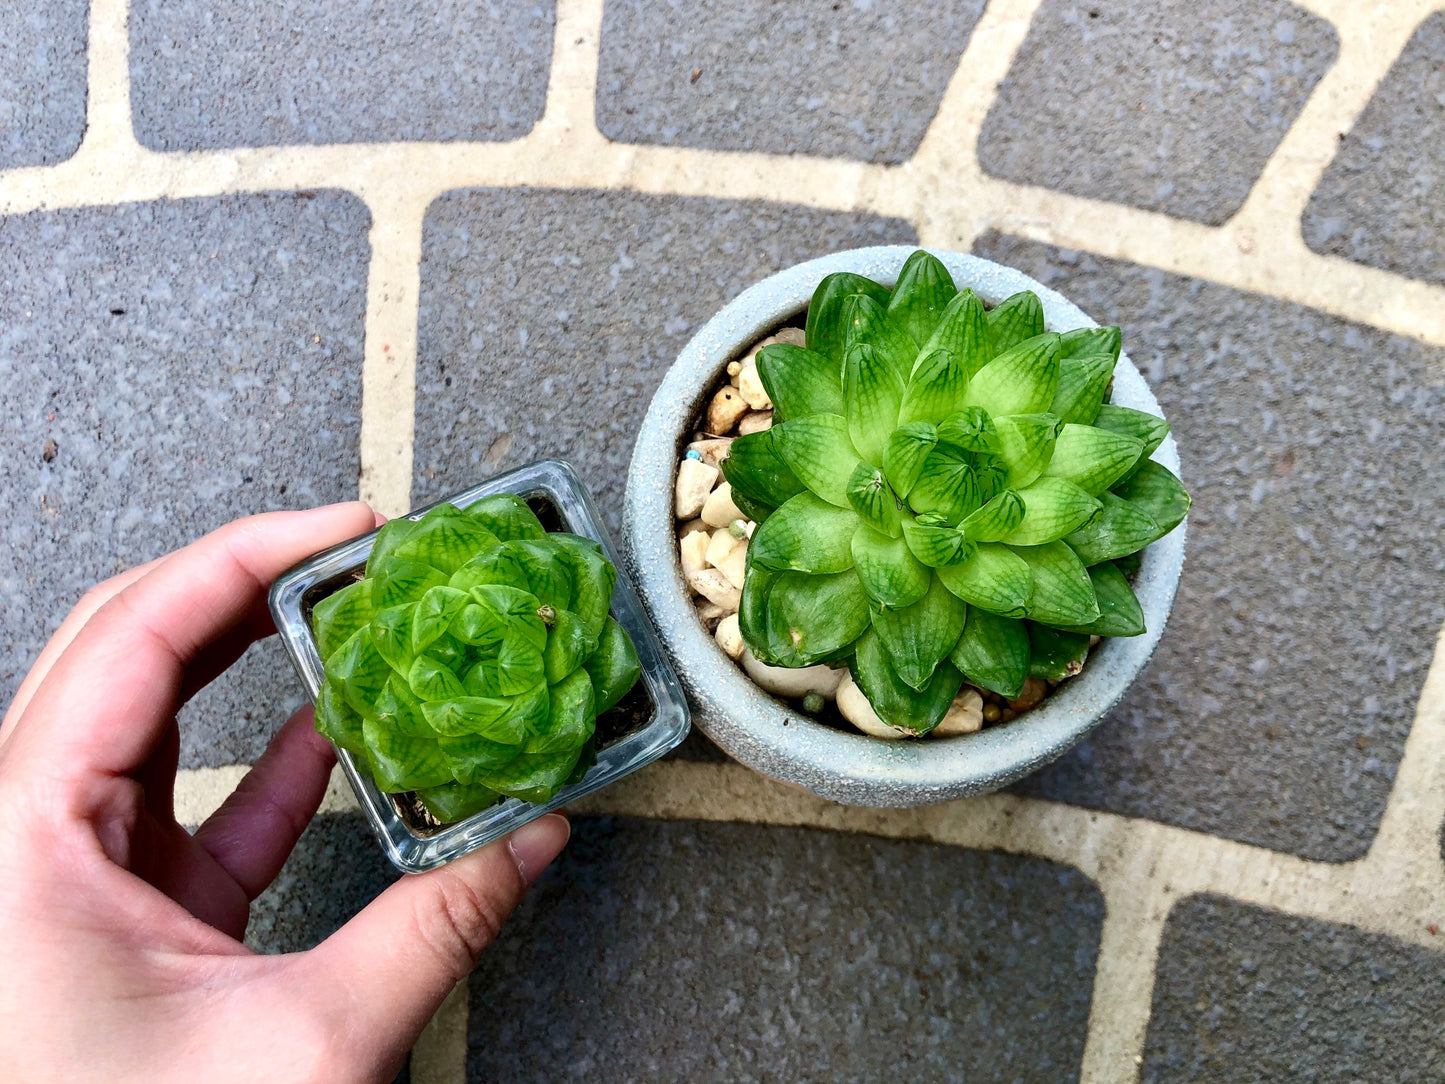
left=1303, top=13, right=1445, bottom=288
left=130, top=0, right=555, bottom=151
left=976, top=232, right=1445, bottom=862
left=413, top=188, right=914, bottom=526
left=978, top=0, right=1337, bottom=225
left=0, top=1, right=88, bottom=170
left=0, top=193, right=369, bottom=768
left=246, top=814, right=397, bottom=954
left=467, top=817, right=1103, bottom=1082
left=597, top=0, right=987, bottom=164
left=1142, top=895, right=1445, bottom=1081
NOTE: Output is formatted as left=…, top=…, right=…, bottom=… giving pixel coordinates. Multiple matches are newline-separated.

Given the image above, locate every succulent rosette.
left=310, top=498, right=640, bottom=821
left=721, top=250, right=1189, bottom=734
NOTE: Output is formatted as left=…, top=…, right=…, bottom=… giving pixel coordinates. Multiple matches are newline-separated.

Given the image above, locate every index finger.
left=1, top=502, right=376, bottom=782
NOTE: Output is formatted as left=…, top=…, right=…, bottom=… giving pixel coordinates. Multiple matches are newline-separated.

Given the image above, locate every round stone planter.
left=623, top=246, right=1187, bottom=807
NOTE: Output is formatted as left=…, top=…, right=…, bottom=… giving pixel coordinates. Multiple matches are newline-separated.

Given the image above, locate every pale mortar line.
left=410, top=981, right=470, bottom=1084
left=356, top=189, right=429, bottom=518
left=1229, top=0, right=1434, bottom=247
left=1078, top=886, right=1171, bottom=1084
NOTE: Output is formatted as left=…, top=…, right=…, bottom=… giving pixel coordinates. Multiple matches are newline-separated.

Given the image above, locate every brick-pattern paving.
left=2, top=0, right=1443, bottom=1081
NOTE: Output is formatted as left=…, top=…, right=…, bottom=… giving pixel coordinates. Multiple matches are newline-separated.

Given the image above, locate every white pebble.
left=932, top=687, right=984, bottom=737
left=737, top=359, right=773, bottom=411
left=705, top=529, right=748, bottom=589
left=688, top=568, right=741, bottom=611
left=741, top=650, right=843, bottom=700
left=714, top=614, right=745, bottom=659
left=688, top=437, right=733, bottom=468
left=836, top=670, right=914, bottom=740
left=707, top=386, right=749, bottom=433
left=772, top=327, right=806, bottom=347
left=701, top=481, right=744, bottom=527
left=675, top=457, right=720, bottom=519
left=679, top=529, right=710, bottom=576
left=737, top=411, right=773, bottom=436
left=677, top=517, right=708, bottom=539
left=696, top=599, right=727, bottom=624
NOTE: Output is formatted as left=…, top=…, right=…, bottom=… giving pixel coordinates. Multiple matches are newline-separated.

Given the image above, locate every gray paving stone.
left=978, top=0, right=1337, bottom=225
left=467, top=817, right=1103, bottom=1082
left=0, top=193, right=369, bottom=769
left=1142, top=895, right=1445, bottom=1081
left=596, top=0, right=988, bottom=164
left=130, top=0, right=555, bottom=151
left=0, top=1, right=88, bottom=169
left=1303, top=13, right=1445, bottom=288
left=412, top=187, right=913, bottom=527
left=245, top=813, right=397, bottom=953
left=975, top=233, right=1445, bottom=862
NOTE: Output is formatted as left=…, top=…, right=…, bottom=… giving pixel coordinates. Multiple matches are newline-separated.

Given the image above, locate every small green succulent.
left=310, top=498, right=641, bottom=821
left=721, top=250, right=1189, bottom=734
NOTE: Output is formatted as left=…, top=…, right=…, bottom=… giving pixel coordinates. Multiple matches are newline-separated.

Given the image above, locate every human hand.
left=0, top=504, right=570, bottom=1083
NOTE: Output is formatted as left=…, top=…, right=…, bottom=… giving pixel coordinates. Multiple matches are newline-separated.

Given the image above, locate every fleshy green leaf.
left=871, top=575, right=968, bottom=690
left=846, top=462, right=905, bottom=538
left=1027, top=624, right=1091, bottom=680
left=1042, top=423, right=1145, bottom=496
left=964, top=333, right=1061, bottom=417
left=315, top=679, right=367, bottom=755
left=407, top=652, right=467, bottom=702
left=935, top=406, right=1002, bottom=455
left=882, top=422, right=938, bottom=498
left=921, top=288, right=992, bottom=379
left=805, top=271, right=891, bottom=365
left=423, top=693, right=534, bottom=744
left=850, top=525, right=932, bottom=608
left=900, top=517, right=973, bottom=567
left=986, top=291, right=1046, bottom=354
left=416, top=782, right=500, bottom=823
left=950, top=610, right=1030, bottom=698
left=748, top=491, right=859, bottom=573
left=1111, top=460, right=1191, bottom=533
left=585, top=617, right=641, bottom=714
left=363, top=718, right=454, bottom=791
left=467, top=584, right=549, bottom=653
left=886, top=250, right=957, bottom=347
left=1055, top=561, right=1146, bottom=637
left=1012, top=542, right=1100, bottom=626
left=1059, top=325, right=1121, bottom=361
left=1051, top=354, right=1116, bottom=425
left=756, top=343, right=845, bottom=421
left=737, top=563, right=777, bottom=657
left=851, top=629, right=962, bottom=733
left=312, top=579, right=373, bottom=662
left=773, top=413, right=862, bottom=508
left=935, top=542, right=1033, bottom=617
left=372, top=558, right=449, bottom=611
left=464, top=495, right=546, bottom=542
left=413, top=585, right=470, bottom=654
left=1092, top=404, right=1170, bottom=472
left=762, top=570, right=871, bottom=667
left=994, top=413, right=1061, bottom=488
left=843, top=294, right=917, bottom=381
left=1002, top=476, right=1102, bottom=546
left=907, top=446, right=980, bottom=524
left=553, top=543, right=615, bottom=644
left=478, top=748, right=586, bottom=804
left=368, top=603, right=416, bottom=671
left=542, top=608, right=598, bottom=684
left=960, top=490, right=1025, bottom=542
left=329, top=627, right=392, bottom=716
left=843, top=344, right=906, bottom=465
left=1063, top=491, right=1164, bottom=565
left=394, top=510, right=501, bottom=575
left=501, top=540, right=576, bottom=612
left=374, top=676, right=433, bottom=737
left=366, top=515, right=423, bottom=575
left=721, top=428, right=807, bottom=514
left=529, top=669, right=596, bottom=755
left=898, top=347, right=969, bottom=426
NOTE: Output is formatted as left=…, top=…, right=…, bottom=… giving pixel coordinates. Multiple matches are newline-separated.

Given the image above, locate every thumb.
left=302, top=813, right=570, bottom=1073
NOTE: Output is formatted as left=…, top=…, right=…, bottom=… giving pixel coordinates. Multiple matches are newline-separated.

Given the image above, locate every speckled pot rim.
left=623, top=247, right=1186, bottom=808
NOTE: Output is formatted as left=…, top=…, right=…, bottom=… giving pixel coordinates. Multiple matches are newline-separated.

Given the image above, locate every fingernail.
left=507, top=814, right=570, bottom=885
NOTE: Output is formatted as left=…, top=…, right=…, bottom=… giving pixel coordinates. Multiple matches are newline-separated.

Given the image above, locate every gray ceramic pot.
left=623, top=246, right=1186, bottom=807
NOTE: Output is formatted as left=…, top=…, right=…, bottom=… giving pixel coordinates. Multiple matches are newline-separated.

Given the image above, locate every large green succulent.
left=721, top=250, right=1189, bottom=734
left=311, top=498, right=640, bottom=821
